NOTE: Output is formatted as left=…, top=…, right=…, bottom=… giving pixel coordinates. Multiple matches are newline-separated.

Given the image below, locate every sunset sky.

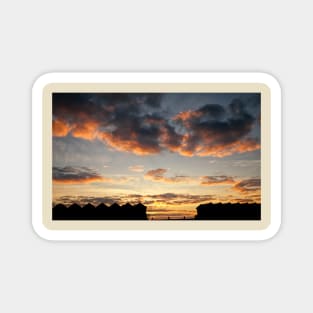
left=52, top=92, right=261, bottom=219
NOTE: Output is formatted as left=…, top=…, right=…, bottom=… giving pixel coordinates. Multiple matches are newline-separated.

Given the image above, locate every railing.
left=149, top=216, right=195, bottom=220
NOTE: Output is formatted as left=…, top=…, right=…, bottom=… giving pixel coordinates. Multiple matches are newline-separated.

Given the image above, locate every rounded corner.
left=31, top=219, right=54, bottom=241
left=256, top=72, right=282, bottom=94
left=32, top=72, right=58, bottom=94
left=258, top=219, right=282, bottom=241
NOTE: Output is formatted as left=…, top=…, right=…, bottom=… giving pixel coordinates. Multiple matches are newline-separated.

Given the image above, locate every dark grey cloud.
left=197, top=103, right=226, bottom=119
left=53, top=93, right=260, bottom=157
left=53, top=166, right=138, bottom=185
left=174, top=98, right=260, bottom=157
left=200, top=175, right=235, bottom=186
left=53, top=166, right=108, bottom=184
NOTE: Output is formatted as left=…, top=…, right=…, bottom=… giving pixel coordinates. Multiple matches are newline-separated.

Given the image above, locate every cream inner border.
left=42, top=82, right=270, bottom=231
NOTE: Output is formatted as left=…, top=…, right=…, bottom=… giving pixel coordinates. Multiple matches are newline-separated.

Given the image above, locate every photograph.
left=52, top=92, right=261, bottom=221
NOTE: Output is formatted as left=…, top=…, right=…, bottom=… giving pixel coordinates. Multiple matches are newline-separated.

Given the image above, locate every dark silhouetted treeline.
left=195, top=203, right=261, bottom=220
left=52, top=203, right=147, bottom=220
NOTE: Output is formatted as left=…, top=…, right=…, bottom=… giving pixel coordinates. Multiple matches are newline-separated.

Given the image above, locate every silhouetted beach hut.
left=82, top=203, right=95, bottom=210
left=96, top=203, right=108, bottom=210
left=52, top=203, right=67, bottom=219
left=110, top=203, right=120, bottom=210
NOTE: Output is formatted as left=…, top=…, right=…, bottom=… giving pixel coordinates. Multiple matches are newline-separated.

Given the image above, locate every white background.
left=0, top=1, right=310, bottom=312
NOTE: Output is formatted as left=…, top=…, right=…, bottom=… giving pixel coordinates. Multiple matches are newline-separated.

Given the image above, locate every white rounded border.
left=32, top=72, right=281, bottom=241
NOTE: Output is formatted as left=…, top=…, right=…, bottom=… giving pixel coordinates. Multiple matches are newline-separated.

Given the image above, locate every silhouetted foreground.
left=53, top=203, right=147, bottom=220
left=195, top=203, right=261, bottom=220
left=53, top=202, right=260, bottom=221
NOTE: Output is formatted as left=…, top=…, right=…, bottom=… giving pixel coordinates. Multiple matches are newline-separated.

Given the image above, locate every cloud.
left=144, top=169, right=235, bottom=186
left=232, top=178, right=261, bottom=193
left=144, top=168, right=167, bottom=178
left=71, top=121, right=99, bottom=140
left=53, top=193, right=216, bottom=207
left=144, top=168, right=197, bottom=184
left=53, top=166, right=110, bottom=184
left=54, top=191, right=261, bottom=209
left=135, top=93, right=163, bottom=108
left=172, top=110, right=202, bottom=122
left=128, top=165, right=145, bottom=172
left=193, top=139, right=260, bottom=158
left=145, top=193, right=215, bottom=205
left=200, top=175, right=235, bottom=186
left=98, top=131, right=161, bottom=155
left=231, top=160, right=261, bottom=167
left=53, top=94, right=260, bottom=157
left=173, top=103, right=226, bottom=122
left=159, top=123, right=183, bottom=153
left=53, top=166, right=137, bottom=185
left=173, top=100, right=260, bottom=157
left=52, top=119, right=71, bottom=137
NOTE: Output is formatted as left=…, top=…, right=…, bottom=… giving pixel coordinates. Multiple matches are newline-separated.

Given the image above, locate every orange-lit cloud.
left=53, top=166, right=137, bottom=185
left=193, top=139, right=261, bottom=158
left=53, top=176, right=111, bottom=184
left=52, top=119, right=71, bottom=137
left=98, top=131, right=161, bottom=155
left=53, top=166, right=110, bottom=185
left=172, top=101, right=260, bottom=157
left=178, top=137, right=260, bottom=158
left=71, top=121, right=99, bottom=140
left=172, top=110, right=202, bottom=122
left=159, top=125, right=183, bottom=153
left=144, top=168, right=167, bottom=178
left=232, top=178, right=261, bottom=193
